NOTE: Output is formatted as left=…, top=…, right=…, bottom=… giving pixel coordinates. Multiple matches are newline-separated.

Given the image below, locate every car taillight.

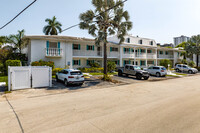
left=81, top=75, right=84, bottom=78
left=68, top=76, right=74, bottom=78
left=161, top=70, right=164, bottom=72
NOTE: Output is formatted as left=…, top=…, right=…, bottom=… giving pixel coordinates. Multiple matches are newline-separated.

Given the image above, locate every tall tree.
left=43, top=16, right=62, bottom=35
left=0, top=36, right=6, bottom=48
left=79, top=0, right=132, bottom=76
left=185, top=35, right=200, bottom=67
left=7, top=29, right=27, bottom=54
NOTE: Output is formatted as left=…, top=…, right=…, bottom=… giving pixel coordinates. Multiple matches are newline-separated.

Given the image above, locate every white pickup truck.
left=118, top=64, right=150, bottom=80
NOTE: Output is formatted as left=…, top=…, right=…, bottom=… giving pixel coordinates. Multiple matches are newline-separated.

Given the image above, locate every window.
left=70, top=71, right=82, bottom=75
left=49, top=42, right=57, bottom=48
left=125, top=65, right=129, bottom=69
left=153, top=67, right=160, bottom=70
left=124, top=48, right=130, bottom=53
left=140, top=49, right=146, bottom=53
left=140, top=61, right=145, bottom=66
left=148, top=66, right=153, bottom=69
left=127, top=38, right=130, bottom=43
left=124, top=60, right=129, bottom=65
left=110, top=47, right=118, bottom=52
left=73, top=44, right=80, bottom=50
left=73, top=60, right=79, bottom=65
left=147, top=50, right=152, bottom=53
left=87, top=45, right=94, bottom=51
left=159, top=51, right=163, bottom=54
left=150, top=41, right=153, bottom=45
left=161, top=67, right=166, bottom=70
left=130, top=66, right=134, bottom=70
left=147, top=61, right=154, bottom=64
left=114, top=60, right=119, bottom=65
left=87, top=60, right=94, bottom=65
left=139, top=40, right=143, bottom=44
left=165, top=51, right=168, bottom=55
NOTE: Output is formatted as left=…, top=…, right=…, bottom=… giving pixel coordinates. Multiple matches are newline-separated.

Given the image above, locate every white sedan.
left=56, top=69, right=84, bottom=86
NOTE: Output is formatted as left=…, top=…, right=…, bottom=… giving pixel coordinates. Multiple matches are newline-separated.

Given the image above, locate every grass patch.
left=166, top=75, right=179, bottom=77
left=90, top=72, right=118, bottom=76
left=0, top=76, right=8, bottom=83
left=173, top=73, right=187, bottom=76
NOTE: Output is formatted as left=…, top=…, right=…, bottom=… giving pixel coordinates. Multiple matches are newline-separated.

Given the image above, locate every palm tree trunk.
left=103, top=40, right=107, bottom=75
left=197, top=54, right=199, bottom=67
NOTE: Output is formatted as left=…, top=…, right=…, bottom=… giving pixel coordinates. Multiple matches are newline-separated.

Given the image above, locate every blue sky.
left=0, top=0, right=200, bottom=44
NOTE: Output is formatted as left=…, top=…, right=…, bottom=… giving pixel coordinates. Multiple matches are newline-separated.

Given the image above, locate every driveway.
left=1, top=74, right=200, bottom=133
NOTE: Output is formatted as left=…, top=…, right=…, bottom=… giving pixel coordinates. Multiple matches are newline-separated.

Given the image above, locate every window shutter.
left=73, top=60, right=74, bottom=66
left=46, top=41, right=49, bottom=55
left=131, top=48, right=134, bottom=53
left=72, top=44, right=74, bottom=49
left=87, top=60, right=89, bottom=65
left=129, top=48, right=130, bottom=54
left=79, top=60, right=81, bottom=66
left=117, top=60, right=119, bottom=65
left=110, top=47, right=112, bottom=52
left=123, top=60, right=125, bottom=66
left=58, top=42, right=60, bottom=55
left=153, top=61, right=154, bottom=65
left=123, top=48, right=125, bottom=53
left=92, top=45, right=94, bottom=51
left=129, top=60, right=131, bottom=64
left=86, top=45, right=88, bottom=50
left=78, top=44, right=81, bottom=50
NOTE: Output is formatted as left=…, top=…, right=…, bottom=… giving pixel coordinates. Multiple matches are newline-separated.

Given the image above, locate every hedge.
left=5, top=60, right=21, bottom=73
left=31, top=60, right=55, bottom=69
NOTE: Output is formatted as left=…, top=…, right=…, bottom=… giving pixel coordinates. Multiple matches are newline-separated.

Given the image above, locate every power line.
left=62, top=0, right=128, bottom=32
left=0, top=0, right=37, bottom=30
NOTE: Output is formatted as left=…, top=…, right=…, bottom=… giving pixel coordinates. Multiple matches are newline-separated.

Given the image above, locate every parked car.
left=175, top=64, right=198, bottom=74
left=118, top=64, right=150, bottom=80
left=56, top=69, right=84, bottom=86
left=147, top=66, right=167, bottom=77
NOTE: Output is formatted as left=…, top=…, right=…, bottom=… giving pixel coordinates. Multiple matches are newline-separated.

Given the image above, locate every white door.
left=12, top=68, right=31, bottom=90
left=32, top=67, right=50, bottom=88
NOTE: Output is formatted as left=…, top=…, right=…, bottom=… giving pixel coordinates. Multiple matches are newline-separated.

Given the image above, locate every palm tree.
left=185, top=35, right=200, bottom=67
left=79, top=0, right=132, bottom=76
left=7, top=29, right=27, bottom=54
left=43, top=16, right=62, bottom=35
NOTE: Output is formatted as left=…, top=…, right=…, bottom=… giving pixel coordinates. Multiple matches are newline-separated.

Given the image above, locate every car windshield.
left=161, top=67, right=166, bottom=70
left=70, top=71, right=82, bottom=75
left=134, top=66, right=141, bottom=70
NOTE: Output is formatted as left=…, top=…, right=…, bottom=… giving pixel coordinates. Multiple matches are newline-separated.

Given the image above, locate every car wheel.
left=144, top=76, right=149, bottom=80
left=64, top=79, right=68, bottom=86
left=136, top=74, right=142, bottom=80
left=188, top=70, right=193, bottom=74
left=118, top=70, right=122, bottom=76
left=56, top=76, right=59, bottom=82
left=156, top=72, right=161, bottom=77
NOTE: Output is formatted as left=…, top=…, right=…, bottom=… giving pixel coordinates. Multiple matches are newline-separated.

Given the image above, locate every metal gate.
left=8, top=66, right=52, bottom=91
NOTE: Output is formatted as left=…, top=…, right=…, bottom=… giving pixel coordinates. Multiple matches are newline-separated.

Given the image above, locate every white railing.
left=158, top=55, right=174, bottom=59
left=73, top=50, right=103, bottom=57
left=147, top=54, right=157, bottom=59
left=109, top=52, right=120, bottom=58
left=46, top=48, right=63, bottom=57
left=135, top=53, right=147, bottom=58
left=122, top=52, right=135, bottom=58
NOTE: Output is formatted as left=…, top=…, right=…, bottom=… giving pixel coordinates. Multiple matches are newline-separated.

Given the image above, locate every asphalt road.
left=0, top=74, right=200, bottom=133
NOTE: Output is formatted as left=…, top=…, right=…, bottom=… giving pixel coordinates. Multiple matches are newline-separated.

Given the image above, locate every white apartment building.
left=24, top=35, right=183, bottom=69
left=174, top=35, right=190, bottom=47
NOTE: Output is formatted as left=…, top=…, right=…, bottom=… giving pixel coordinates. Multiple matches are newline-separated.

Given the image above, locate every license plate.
left=76, top=76, right=79, bottom=79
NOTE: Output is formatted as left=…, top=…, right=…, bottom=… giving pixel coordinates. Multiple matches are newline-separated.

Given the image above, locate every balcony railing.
left=46, top=48, right=63, bottom=57
left=158, top=55, right=174, bottom=59
left=73, top=50, right=102, bottom=57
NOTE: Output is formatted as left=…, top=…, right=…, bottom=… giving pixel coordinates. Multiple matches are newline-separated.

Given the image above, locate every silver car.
left=147, top=66, right=167, bottom=77
left=175, top=64, right=198, bottom=74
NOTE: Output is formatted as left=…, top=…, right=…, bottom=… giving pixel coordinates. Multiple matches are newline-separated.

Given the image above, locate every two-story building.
left=23, top=35, right=183, bottom=69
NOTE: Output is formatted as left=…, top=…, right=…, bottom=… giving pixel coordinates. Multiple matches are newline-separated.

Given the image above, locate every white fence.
left=8, top=66, right=52, bottom=91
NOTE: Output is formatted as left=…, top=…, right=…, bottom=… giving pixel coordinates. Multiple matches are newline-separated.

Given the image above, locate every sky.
left=0, top=0, right=200, bottom=44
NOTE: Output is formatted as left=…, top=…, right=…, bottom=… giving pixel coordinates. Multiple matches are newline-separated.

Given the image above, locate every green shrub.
left=188, top=61, right=195, bottom=67
left=31, top=60, right=55, bottom=69
left=0, top=63, right=4, bottom=75
left=52, top=68, right=63, bottom=76
left=78, top=67, right=103, bottom=73
left=181, top=59, right=188, bottom=65
left=160, top=59, right=172, bottom=69
left=101, top=74, right=112, bottom=81
left=195, top=67, right=200, bottom=71
left=107, top=61, right=116, bottom=72
left=5, top=60, right=21, bottom=73
left=89, top=62, right=100, bottom=68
